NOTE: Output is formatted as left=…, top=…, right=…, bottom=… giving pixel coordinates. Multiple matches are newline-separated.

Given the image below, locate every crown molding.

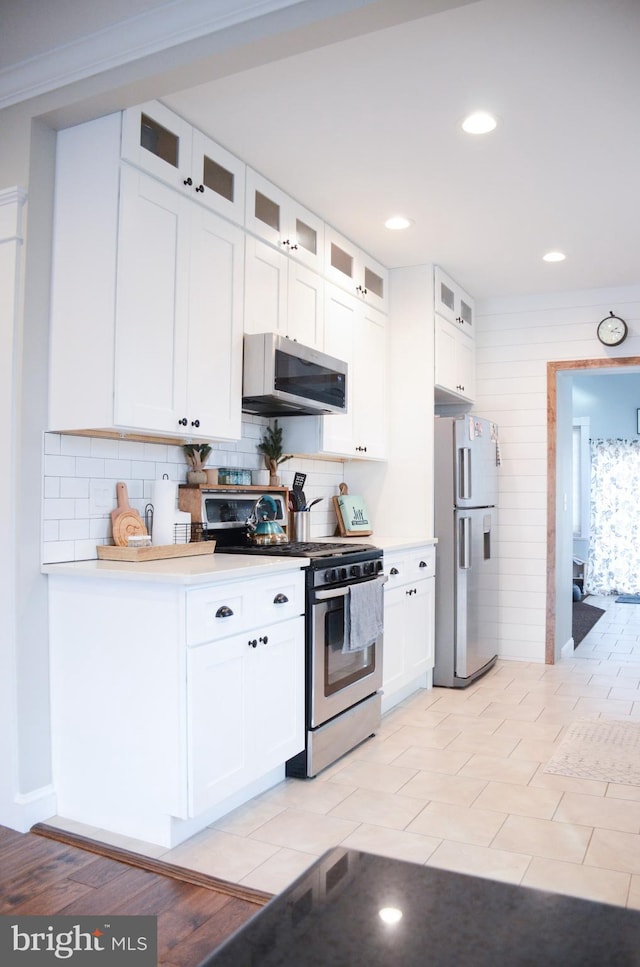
left=0, top=0, right=299, bottom=111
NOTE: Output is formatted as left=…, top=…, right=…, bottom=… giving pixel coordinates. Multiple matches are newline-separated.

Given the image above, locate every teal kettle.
left=247, top=494, right=288, bottom=546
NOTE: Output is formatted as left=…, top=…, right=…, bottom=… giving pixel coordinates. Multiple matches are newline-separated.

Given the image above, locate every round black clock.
left=597, top=311, right=628, bottom=347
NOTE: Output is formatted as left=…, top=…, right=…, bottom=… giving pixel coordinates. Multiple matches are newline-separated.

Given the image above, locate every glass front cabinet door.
left=121, top=100, right=246, bottom=223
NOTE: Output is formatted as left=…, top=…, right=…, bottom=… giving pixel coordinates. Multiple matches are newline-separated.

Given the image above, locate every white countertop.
left=42, top=536, right=436, bottom=586
left=42, top=553, right=310, bottom=586
left=369, top=535, right=437, bottom=552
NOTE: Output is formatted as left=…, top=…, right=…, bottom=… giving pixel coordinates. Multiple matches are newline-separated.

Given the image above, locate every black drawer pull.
left=273, top=593, right=289, bottom=604
left=215, top=605, right=233, bottom=618
left=390, top=567, right=399, bottom=575
left=259, top=635, right=269, bottom=644
left=419, top=560, right=427, bottom=567
left=248, top=639, right=258, bottom=648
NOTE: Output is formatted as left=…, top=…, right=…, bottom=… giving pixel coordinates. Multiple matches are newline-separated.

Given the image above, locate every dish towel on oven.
left=344, top=577, right=384, bottom=653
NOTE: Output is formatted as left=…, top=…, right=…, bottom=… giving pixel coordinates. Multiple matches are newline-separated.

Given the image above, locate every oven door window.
left=324, top=597, right=375, bottom=695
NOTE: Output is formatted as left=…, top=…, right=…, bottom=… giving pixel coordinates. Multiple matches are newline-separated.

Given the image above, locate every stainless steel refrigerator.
left=434, top=415, right=499, bottom=688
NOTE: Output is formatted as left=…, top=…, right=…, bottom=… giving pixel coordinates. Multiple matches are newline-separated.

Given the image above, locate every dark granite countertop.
left=199, top=848, right=640, bottom=966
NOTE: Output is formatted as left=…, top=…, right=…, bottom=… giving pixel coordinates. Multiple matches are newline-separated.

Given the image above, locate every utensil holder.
left=292, top=512, right=311, bottom=542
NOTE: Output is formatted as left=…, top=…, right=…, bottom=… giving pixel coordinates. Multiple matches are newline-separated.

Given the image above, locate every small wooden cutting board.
left=111, top=482, right=147, bottom=547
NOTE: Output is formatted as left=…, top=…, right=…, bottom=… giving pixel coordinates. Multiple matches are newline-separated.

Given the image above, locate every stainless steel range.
left=196, top=489, right=385, bottom=777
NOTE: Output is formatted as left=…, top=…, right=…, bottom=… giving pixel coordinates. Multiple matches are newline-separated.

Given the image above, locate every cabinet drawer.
left=384, top=546, right=436, bottom=585
left=186, top=569, right=305, bottom=646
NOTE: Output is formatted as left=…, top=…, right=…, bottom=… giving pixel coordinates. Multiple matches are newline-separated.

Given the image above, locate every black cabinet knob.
left=191, top=419, right=200, bottom=428
left=196, top=184, right=204, bottom=193
left=178, top=417, right=188, bottom=426
left=248, top=639, right=258, bottom=648
left=259, top=635, right=269, bottom=644
left=183, top=177, right=193, bottom=186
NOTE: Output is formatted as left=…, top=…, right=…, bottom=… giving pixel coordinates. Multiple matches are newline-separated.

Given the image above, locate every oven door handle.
left=313, top=575, right=387, bottom=602
left=314, top=586, right=350, bottom=601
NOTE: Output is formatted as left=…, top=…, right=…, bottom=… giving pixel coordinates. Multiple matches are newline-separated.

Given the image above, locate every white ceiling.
left=159, top=0, right=640, bottom=300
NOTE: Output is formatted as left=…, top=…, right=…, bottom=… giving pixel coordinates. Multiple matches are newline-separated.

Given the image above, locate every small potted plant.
left=257, top=420, right=292, bottom=486
left=183, top=443, right=212, bottom=485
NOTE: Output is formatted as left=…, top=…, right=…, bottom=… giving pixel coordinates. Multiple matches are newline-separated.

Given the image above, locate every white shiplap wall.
left=474, top=284, right=640, bottom=663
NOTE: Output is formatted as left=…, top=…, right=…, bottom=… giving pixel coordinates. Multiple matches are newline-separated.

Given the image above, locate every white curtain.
left=586, top=439, right=640, bottom=595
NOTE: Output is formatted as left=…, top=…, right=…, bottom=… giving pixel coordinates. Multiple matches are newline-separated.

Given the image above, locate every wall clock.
left=597, top=311, right=628, bottom=347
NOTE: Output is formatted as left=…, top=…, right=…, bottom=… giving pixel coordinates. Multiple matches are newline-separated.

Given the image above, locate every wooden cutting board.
left=111, top=482, right=147, bottom=547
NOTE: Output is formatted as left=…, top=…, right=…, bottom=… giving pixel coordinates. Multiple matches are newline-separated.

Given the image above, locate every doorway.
left=546, top=356, right=640, bottom=663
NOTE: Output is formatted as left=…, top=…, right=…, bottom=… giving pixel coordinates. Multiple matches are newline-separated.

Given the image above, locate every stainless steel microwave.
left=241, top=333, right=348, bottom=417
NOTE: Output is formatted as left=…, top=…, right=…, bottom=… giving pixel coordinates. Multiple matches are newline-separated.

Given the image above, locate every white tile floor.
left=49, top=594, right=640, bottom=908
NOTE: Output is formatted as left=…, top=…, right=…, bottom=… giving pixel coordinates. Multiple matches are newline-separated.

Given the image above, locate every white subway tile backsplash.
left=45, top=541, right=77, bottom=563
left=74, top=539, right=104, bottom=561
left=44, top=434, right=61, bottom=455
left=42, top=423, right=345, bottom=564
left=59, top=519, right=91, bottom=541
left=75, top=457, right=106, bottom=477
left=88, top=437, right=120, bottom=457
left=104, top=458, right=133, bottom=478
left=60, top=435, right=92, bottom=456
left=42, top=521, right=59, bottom=542
left=45, top=454, right=77, bottom=476
left=90, top=518, right=111, bottom=540
left=44, top=477, right=60, bottom=498
left=74, top=499, right=91, bottom=517
left=43, top=498, right=76, bottom=520
left=60, top=477, right=90, bottom=498
left=117, top=439, right=148, bottom=459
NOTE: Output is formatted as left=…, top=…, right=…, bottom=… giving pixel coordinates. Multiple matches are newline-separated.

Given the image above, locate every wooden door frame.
left=546, top=355, right=640, bottom=662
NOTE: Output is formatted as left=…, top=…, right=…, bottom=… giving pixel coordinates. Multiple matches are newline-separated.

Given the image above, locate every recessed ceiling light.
left=542, top=251, right=566, bottom=262
left=461, top=111, right=498, bottom=134
left=384, top=215, right=413, bottom=230
left=379, top=907, right=403, bottom=925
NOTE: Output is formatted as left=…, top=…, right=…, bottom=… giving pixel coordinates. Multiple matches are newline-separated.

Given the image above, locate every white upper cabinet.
left=114, top=167, right=244, bottom=440
left=282, top=285, right=387, bottom=460
left=434, top=309, right=476, bottom=403
left=324, top=226, right=389, bottom=313
left=245, top=168, right=324, bottom=274
left=49, top=114, right=244, bottom=443
left=243, top=236, right=325, bottom=349
left=434, top=265, right=474, bottom=336
left=121, top=100, right=246, bottom=224
left=433, top=265, right=476, bottom=403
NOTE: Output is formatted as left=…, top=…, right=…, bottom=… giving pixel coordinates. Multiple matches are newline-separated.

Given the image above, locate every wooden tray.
left=97, top=542, right=216, bottom=562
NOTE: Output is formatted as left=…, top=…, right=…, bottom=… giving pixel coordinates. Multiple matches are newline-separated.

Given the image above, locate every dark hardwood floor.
left=0, top=823, right=272, bottom=966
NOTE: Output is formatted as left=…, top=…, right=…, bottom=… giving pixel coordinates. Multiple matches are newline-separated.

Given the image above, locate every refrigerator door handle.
left=459, top=447, right=471, bottom=500
left=459, top=516, right=471, bottom=569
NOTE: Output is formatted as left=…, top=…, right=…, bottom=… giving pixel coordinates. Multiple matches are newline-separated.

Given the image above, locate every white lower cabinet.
left=48, top=567, right=305, bottom=848
left=382, top=546, right=435, bottom=713
left=188, top=615, right=304, bottom=816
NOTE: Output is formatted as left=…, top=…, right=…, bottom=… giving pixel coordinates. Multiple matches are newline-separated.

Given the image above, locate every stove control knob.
left=325, top=568, right=338, bottom=583
left=350, top=564, right=361, bottom=578
left=376, top=560, right=384, bottom=573
left=363, top=561, right=374, bottom=575
left=339, top=567, right=348, bottom=581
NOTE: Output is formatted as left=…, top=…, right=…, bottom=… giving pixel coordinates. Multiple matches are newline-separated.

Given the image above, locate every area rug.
left=572, top=599, right=605, bottom=647
left=543, top=718, right=640, bottom=785
left=615, top=594, right=640, bottom=603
